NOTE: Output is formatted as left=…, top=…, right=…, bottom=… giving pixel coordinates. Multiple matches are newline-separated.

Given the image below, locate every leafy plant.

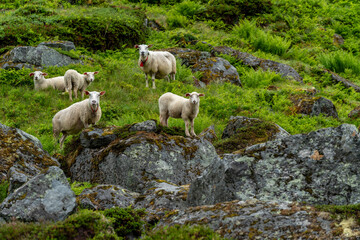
left=0, top=181, right=9, bottom=203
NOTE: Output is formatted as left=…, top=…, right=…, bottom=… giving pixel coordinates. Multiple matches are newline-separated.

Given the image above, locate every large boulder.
left=188, top=124, right=360, bottom=206
left=156, top=199, right=347, bottom=239
left=291, top=95, right=339, bottom=119
left=0, top=43, right=82, bottom=70
left=0, top=122, right=59, bottom=191
left=0, top=166, right=76, bottom=222
left=65, top=122, right=220, bottom=193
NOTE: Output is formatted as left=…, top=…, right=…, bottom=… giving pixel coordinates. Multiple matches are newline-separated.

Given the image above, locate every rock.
left=157, top=199, right=344, bottom=239
left=188, top=124, right=360, bottom=206
left=66, top=124, right=220, bottom=193
left=77, top=184, right=139, bottom=210
left=80, top=128, right=117, bottom=149
left=129, top=120, right=157, bottom=132
left=324, top=69, right=360, bottom=93
left=0, top=122, right=59, bottom=188
left=212, top=46, right=303, bottom=83
left=291, top=96, right=339, bottom=118
left=192, top=57, right=242, bottom=86
left=333, top=33, right=344, bottom=45
left=0, top=166, right=76, bottom=222
left=215, top=116, right=290, bottom=154
left=348, top=106, right=360, bottom=119
left=38, top=41, right=76, bottom=51
left=163, top=48, right=210, bottom=67
left=0, top=43, right=82, bottom=70
left=134, top=180, right=189, bottom=215
left=198, top=125, right=218, bottom=143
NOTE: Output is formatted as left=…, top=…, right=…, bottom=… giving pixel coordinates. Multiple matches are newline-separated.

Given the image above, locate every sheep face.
left=85, top=91, right=105, bottom=112
left=83, top=71, right=99, bottom=83
left=30, top=71, right=47, bottom=81
left=186, top=92, right=205, bottom=105
left=135, top=44, right=153, bottom=60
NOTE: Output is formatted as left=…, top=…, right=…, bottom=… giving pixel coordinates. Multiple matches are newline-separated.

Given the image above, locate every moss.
left=315, top=203, right=360, bottom=224
left=289, top=93, right=321, bottom=115
left=214, top=120, right=279, bottom=154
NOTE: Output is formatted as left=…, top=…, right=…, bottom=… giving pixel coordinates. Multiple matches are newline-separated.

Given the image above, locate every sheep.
left=159, top=92, right=204, bottom=137
left=135, top=44, right=176, bottom=89
left=52, top=90, right=105, bottom=149
left=29, top=71, right=66, bottom=91
left=64, top=69, right=99, bottom=101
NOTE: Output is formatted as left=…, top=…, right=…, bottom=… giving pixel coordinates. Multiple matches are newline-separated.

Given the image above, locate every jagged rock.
left=80, top=128, right=117, bottom=149
left=129, top=120, right=157, bottom=132
left=0, top=43, right=82, bottom=70
left=291, top=95, right=339, bottom=119
left=192, top=57, right=242, bottom=86
left=77, top=184, right=139, bottom=210
left=0, top=122, right=59, bottom=190
left=157, top=199, right=348, bottom=239
left=198, top=125, right=218, bottom=143
left=38, top=41, right=76, bottom=51
left=66, top=123, right=220, bottom=193
left=188, top=124, right=360, bottom=206
left=212, top=46, right=303, bottom=83
left=348, top=106, right=360, bottom=119
left=215, top=116, right=290, bottom=154
left=134, top=180, right=189, bottom=215
left=0, top=166, right=76, bottom=222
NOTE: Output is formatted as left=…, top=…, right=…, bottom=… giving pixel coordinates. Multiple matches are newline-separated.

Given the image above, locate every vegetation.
left=1, top=0, right=360, bottom=237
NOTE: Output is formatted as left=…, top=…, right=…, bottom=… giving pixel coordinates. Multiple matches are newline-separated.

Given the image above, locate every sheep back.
left=64, top=69, right=85, bottom=90
left=159, top=92, right=188, bottom=119
left=141, top=51, right=176, bottom=79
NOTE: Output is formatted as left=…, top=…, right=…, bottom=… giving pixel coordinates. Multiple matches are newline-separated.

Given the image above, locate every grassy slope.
left=0, top=0, right=360, bottom=155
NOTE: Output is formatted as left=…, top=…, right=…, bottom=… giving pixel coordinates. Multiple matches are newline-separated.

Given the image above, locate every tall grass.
left=318, top=50, right=360, bottom=74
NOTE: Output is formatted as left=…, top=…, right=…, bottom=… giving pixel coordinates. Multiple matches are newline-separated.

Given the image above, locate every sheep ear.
left=83, top=72, right=88, bottom=75
left=42, top=72, right=48, bottom=76
left=199, top=93, right=205, bottom=97
left=134, top=45, right=139, bottom=48
left=185, top=93, right=191, bottom=97
left=148, top=44, right=153, bottom=48
left=85, top=91, right=90, bottom=95
left=29, top=72, right=34, bottom=76
left=94, top=71, right=99, bottom=75
left=100, top=91, right=105, bottom=96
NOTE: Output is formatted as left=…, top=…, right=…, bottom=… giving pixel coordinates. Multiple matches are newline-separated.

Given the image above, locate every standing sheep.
left=29, top=71, right=66, bottom=91
left=52, top=90, right=105, bottom=149
left=64, top=69, right=99, bottom=101
left=159, top=92, right=204, bottom=137
left=135, top=44, right=176, bottom=89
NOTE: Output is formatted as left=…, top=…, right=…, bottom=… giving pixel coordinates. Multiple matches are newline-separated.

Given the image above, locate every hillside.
left=1, top=0, right=360, bottom=238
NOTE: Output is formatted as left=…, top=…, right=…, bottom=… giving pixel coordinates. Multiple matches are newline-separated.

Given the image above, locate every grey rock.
left=68, top=129, right=220, bottom=193
left=188, top=124, right=360, bottom=205
left=129, top=120, right=157, bottom=132
left=310, top=97, right=338, bottom=118
left=38, top=41, right=76, bottom=51
left=198, top=125, right=218, bottom=143
left=80, top=128, right=117, bottom=149
left=260, top=59, right=303, bottom=83
left=348, top=106, right=360, bottom=119
left=0, top=166, right=76, bottom=222
left=324, top=69, right=360, bottom=93
left=77, top=184, right=139, bottom=210
left=157, top=199, right=338, bottom=239
left=333, top=33, right=344, bottom=45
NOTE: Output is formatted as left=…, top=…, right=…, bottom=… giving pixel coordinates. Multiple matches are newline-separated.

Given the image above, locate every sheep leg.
left=81, top=89, right=85, bottom=99
left=73, top=86, right=78, bottom=99
left=165, top=75, right=170, bottom=83
left=68, top=89, right=73, bottom=101
left=59, top=132, right=68, bottom=149
left=151, top=73, right=156, bottom=89
left=190, top=119, right=196, bottom=137
left=145, top=73, right=149, bottom=88
left=184, top=119, right=191, bottom=137
left=159, top=113, right=168, bottom=126
left=170, top=73, right=175, bottom=81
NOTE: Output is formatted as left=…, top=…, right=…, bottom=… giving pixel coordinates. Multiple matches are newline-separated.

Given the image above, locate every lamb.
left=135, top=44, right=176, bottom=89
left=64, top=69, right=99, bottom=101
left=52, top=90, right=105, bottom=149
left=29, top=71, right=66, bottom=91
left=159, top=92, right=204, bottom=137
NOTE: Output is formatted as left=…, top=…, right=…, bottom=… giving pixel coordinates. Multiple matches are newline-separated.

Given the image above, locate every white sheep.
left=29, top=71, right=66, bottom=91
left=64, top=69, right=99, bottom=101
left=159, top=92, right=204, bottom=137
left=135, top=44, right=176, bottom=89
left=52, top=90, right=105, bottom=149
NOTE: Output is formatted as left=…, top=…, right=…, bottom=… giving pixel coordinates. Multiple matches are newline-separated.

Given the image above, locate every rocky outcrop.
left=66, top=122, right=220, bottom=193
left=188, top=124, right=360, bottom=206
left=156, top=199, right=344, bottom=240
left=291, top=95, right=339, bottom=118
left=0, top=166, right=76, bottom=222
left=0, top=122, right=59, bottom=191
left=77, top=184, right=139, bottom=210
left=348, top=106, right=360, bottom=119
left=0, top=42, right=82, bottom=70
left=212, top=46, right=303, bottom=83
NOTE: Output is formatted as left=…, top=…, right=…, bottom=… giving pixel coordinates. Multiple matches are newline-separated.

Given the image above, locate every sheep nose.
left=92, top=100, right=97, bottom=104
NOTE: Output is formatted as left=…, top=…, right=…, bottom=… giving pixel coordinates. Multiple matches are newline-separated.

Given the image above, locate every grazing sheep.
left=159, top=92, right=204, bottom=137
left=29, top=71, right=66, bottom=91
left=135, top=44, right=176, bottom=89
left=52, top=90, right=105, bottom=149
left=64, top=69, right=99, bottom=101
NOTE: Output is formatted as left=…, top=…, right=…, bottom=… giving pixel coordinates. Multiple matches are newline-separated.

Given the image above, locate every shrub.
left=175, top=0, right=205, bottom=19
left=103, top=207, right=146, bottom=238
left=318, top=50, right=360, bottom=75
left=0, top=68, right=33, bottom=87
left=167, top=12, right=188, bottom=29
